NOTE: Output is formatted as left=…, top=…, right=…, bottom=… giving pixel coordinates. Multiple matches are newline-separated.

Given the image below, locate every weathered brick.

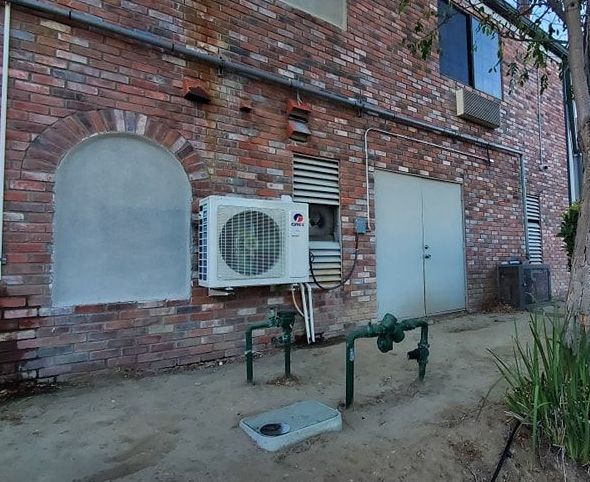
left=0, top=0, right=569, bottom=383
left=4, top=308, right=39, bottom=319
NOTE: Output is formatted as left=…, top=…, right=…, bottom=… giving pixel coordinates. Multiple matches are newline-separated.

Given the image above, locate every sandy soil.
left=0, top=311, right=587, bottom=482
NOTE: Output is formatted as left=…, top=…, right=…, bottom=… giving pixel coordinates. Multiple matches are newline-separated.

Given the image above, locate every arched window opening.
left=53, top=134, right=191, bottom=307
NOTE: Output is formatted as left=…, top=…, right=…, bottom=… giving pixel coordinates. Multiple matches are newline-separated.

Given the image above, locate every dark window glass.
left=438, top=1, right=470, bottom=85
left=472, top=18, right=502, bottom=97
left=437, top=1, right=502, bottom=99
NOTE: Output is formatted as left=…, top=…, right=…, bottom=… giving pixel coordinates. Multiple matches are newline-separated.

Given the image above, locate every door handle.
left=424, top=245, right=430, bottom=250
left=424, top=254, right=432, bottom=259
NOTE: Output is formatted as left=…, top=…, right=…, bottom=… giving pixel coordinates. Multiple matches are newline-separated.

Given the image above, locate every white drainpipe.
left=299, top=283, right=310, bottom=343
left=305, top=283, right=315, bottom=343
left=0, top=2, right=11, bottom=277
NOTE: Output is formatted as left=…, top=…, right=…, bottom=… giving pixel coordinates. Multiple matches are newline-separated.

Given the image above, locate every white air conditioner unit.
left=198, top=196, right=309, bottom=288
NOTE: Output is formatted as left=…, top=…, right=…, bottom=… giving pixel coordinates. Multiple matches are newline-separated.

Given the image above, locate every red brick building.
left=0, top=0, right=571, bottom=382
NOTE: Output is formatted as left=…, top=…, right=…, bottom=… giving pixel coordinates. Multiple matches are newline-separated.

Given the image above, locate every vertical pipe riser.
left=246, top=330, right=253, bottom=384
left=284, top=333, right=291, bottom=379
left=344, top=316, right=430, bottom=408
left=345, top=343, right=355, bottom=408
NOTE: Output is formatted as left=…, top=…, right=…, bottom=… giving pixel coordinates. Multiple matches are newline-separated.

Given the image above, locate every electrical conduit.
left=0, top=2, right=11, bottom=277
left=8, top=0, right=528, bottom=161
left=9, top=0, right=531, bottom=258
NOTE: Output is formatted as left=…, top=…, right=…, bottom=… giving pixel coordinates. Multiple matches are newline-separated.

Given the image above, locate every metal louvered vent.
left=309, top=241, right=341, bottom=283
left=293, top=157, right=340, bottom=205
left=526, top=195, right=543, bottom=264
left=456, top=89, right=501, bottom=129
left=198, top=201, right=208, bottom=282
left=293, top=156, right=341, bottom=283
left=217, top=206, right=285, bottom=280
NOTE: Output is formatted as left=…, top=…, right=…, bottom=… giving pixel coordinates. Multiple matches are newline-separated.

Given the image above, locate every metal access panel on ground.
left=375, top=171, right=466, bottom=319
left=240, top=400, right=342, bottom=452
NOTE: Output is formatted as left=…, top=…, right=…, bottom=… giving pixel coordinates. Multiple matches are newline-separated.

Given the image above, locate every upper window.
left=282, top=0, right=347, bottom=28
left=438, top=1, right=502, bottom=98
left=53, top=134, right=191, bottom=307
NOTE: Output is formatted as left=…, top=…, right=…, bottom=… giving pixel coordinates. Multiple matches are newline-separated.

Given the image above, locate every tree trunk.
left=566, top=134, right=590, bottom=336
left=564, top=2, right=590, bottom=340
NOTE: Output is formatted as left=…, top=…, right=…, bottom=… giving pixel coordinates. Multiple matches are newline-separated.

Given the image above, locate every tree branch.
left=545, top=0, right=566, bottom=23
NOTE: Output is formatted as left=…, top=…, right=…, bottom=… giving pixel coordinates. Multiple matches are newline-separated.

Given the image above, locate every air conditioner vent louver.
left=456, top=89, right=501, bottom=129
left=198, top=202, right=208, bottom=282
left=198, top=196, right=309, bottom=288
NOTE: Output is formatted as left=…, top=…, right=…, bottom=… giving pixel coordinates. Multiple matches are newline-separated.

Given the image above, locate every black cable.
left=490, top=420, right=522, bottom=482
left=308, top=233, right=360, bottom=291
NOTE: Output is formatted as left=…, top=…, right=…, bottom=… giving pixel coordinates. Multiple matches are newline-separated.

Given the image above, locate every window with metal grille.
left=293, top=156, right=341, bottom=284
left=526, top=195, right=543, bottom=264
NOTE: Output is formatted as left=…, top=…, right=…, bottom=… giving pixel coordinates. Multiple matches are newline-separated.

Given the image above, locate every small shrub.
left=492, top=311, right=590, bottom=465
left=557, top=202, right=580, bottom=269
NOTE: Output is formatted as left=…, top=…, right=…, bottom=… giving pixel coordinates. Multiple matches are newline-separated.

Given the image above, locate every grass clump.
left=492, top=311, right=590, bottom=465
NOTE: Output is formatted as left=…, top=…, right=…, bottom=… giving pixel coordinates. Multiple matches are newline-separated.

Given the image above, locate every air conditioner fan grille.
left=218, top=208, right=285, bottom=279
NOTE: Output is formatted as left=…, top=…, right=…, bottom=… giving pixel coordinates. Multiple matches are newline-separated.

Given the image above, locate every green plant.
left=557, top=202, right=581, bottom=270
left=491, top=311, right=590, bottom=465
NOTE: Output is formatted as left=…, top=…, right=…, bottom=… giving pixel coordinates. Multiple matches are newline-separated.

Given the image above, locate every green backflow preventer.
left=245, top=311, right=296, bottom=384
left=345, top=314, right=430, bottom=408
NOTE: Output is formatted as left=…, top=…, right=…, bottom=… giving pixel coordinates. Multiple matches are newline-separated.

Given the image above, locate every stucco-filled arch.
left=53, top=133, right=192, bottom=306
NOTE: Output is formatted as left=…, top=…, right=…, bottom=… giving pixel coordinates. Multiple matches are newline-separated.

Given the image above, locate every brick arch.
left=22, top=109, right=200, bottom=177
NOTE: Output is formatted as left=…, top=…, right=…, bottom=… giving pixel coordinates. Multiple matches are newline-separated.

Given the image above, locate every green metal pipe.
left=245, top=311, right=296, bottom=384
left=346, top=327, right=379, bottom=408
left=345, top=314, right=430, bottom=408
left=245, top=320, right=273, bottom=384
left=283, top=330, right=291, bottom=379
left=408, top=321, right=430, bottom=381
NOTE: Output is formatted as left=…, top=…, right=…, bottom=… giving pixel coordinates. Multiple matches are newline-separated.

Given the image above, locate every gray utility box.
left=497, top=264, right=551, bottom=309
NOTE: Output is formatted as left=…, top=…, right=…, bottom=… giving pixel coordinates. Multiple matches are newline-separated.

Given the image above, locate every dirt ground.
left=0, top=311, right=588, bottom=482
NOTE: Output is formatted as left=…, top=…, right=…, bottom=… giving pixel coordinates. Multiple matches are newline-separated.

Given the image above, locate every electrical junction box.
left=198, top=196, right=309, bottom=289
left=354, top=217, right=368, bottom=234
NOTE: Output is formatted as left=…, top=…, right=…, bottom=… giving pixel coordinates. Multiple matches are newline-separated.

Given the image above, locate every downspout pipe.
left=0, top=2, right=11, bottom=276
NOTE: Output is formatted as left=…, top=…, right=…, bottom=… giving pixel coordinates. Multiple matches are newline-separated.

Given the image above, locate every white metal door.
left=421, top=178, right=466, bottom=314
left=375, top=173, right=425, bottom=319
left=375, top=172, right=466, bottom=319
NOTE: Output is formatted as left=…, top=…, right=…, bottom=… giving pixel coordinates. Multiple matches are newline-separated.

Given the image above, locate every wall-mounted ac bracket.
left=208, top=288, right=235, bottom=297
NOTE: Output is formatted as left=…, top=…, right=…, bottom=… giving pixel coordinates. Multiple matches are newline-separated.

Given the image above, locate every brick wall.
left=0, top=0, right=570, bottom=382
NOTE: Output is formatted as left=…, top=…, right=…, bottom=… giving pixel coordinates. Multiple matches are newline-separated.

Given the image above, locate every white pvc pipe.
left=299, top=283, right=310, bottom=344
left=290, top=284, right=305, bottom=318
left=305, top=283, right=315, bottom=343
left=0, top=2, right=11, bottom=278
